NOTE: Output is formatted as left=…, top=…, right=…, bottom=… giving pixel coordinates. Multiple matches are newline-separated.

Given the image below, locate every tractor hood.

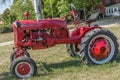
left=12, top=19, right=67, bottom=29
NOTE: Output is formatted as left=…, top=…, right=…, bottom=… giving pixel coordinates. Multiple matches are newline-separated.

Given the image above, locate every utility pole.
left=32, top=0, right=44, bottom=20
left=50, top=0, right=53, bottom=18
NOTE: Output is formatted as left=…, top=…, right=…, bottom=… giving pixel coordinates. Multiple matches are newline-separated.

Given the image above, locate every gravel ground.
left=92, top=18, right=120, bottom=27
left=0, top=41, right=13, bottom=46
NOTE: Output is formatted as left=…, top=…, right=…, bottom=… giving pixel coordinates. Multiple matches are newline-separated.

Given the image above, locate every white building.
left=105, top=3, right=120, bottom=16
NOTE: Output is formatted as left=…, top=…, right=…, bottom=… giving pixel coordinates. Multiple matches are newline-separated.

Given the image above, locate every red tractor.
left=10, top=4, right=119, bottom=78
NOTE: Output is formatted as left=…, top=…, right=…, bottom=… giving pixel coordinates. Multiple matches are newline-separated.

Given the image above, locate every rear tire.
left=79, top=28, right=119, bottom=65
left=10, top=57, right=37, bottom=78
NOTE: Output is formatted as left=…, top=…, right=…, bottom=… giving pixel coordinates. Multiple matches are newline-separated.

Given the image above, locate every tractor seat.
left=87, top=12, right=100, bottom=22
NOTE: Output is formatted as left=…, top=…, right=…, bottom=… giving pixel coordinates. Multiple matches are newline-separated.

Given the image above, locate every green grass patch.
left=0, top=44, right=120, bottom=80
left=108, top=25, right=120, bottom=46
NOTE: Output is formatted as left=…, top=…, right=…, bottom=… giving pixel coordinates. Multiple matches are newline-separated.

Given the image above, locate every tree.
left=43, top=0, right=58, bottom=18
left=1, top=0, right=101, bottom=20
left=57, top=0, right=69, bottom=17
left=72, top=0, right=101, bottom=19
left=11, top=0, right=35, bottom=20
left=1, top=8, right=17, bottom=25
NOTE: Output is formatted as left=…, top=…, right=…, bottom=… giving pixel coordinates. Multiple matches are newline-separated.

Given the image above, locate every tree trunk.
left=84, top=8, right=87, bottom=20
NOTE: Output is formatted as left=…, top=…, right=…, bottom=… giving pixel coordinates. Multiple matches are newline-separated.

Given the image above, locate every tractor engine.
left=23, top=29, right=47, bottom=43
left=23, top=28, right=59, bottom=50
left=12, top=19, right=69, bottom=50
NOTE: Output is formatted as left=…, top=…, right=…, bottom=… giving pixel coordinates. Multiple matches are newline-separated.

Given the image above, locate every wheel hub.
left=17, top=63, right=30, bottom=75
left=91, top=38, right=110, bottom=60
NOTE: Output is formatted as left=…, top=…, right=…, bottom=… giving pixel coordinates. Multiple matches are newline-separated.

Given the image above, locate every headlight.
left=14, top=22, right=21, bottom=28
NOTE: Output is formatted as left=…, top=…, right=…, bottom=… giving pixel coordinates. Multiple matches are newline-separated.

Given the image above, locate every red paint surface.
left=91, top=38, right=110, bottom=60
left=17, top=63, right=30, bottom=75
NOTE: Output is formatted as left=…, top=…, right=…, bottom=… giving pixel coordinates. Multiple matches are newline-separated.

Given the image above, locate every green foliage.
left=0, top=24, right=12, bottom=33
left=43, top=0, right=58, bottom=18
left=1, top=0, right=101, bottom=20
left=57, top=0, right=69, bottom=17
left=0, top=0, right=36, bottom=33
left=73, top=0, right=101, bottom=9
left=10, top=0, right=35, bottom=20
left=0, top=8, right=15, bottom=33
left=0, top=8, right=16, bottom=25
left=44, top=0, right=101, bottom=18
left=72, top=0, right=101, bottom=18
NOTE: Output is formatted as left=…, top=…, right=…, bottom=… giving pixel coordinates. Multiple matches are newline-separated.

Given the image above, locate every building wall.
left=111, top=0, right=116, bottom=4
left=105, top=3, right=120, bottom=16
left=116, top=0, right=120, bottom=3
left=98, top=0, right=120, bottom=16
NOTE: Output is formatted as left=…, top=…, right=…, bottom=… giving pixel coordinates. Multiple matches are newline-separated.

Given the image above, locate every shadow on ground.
left=0, top=72, right=15, bottom=80
left=36, top=50, right=120, bottom=76
left=116, top=51, right=120, bottom=62
left=36, top=59, right=84, bottom=76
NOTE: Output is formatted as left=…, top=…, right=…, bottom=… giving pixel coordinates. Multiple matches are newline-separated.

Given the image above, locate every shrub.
left=0, top=25, right=12, bottom=33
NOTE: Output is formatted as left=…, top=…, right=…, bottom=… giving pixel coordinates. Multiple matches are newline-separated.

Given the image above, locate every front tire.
left=10, top=57, right=37, bottom=78
left=80, top=28, right=119, bottom=65
left=10, top=50, right=30, bottom=62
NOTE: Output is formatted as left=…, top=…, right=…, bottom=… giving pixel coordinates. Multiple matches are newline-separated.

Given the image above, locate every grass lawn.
left=0, top=32, right=13, bottom=43
left=0, top=25, right=120, bottom=80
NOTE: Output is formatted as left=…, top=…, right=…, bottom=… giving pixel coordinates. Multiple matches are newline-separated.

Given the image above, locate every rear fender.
left=70, top=27, right=102, bottom=43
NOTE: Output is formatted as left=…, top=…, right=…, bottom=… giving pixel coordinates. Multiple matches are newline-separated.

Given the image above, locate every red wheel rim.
left=17, top=63, right=30, bottom=75
left=88, top=35, right=115, bottom=64
left=91, top=38, right=110, bottom=60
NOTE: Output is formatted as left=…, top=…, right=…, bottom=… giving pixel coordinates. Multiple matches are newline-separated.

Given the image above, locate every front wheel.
left=80, top=28, right=119, bottom=65
left=10, top=50, right=30, bottom=62
left=10, top=57, right=37, bottom=78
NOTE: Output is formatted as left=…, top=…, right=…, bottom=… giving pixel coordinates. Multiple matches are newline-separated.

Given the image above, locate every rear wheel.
left=10, top=57, right=37, bottom=78
left=80, top=28, right=119, bottom=65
